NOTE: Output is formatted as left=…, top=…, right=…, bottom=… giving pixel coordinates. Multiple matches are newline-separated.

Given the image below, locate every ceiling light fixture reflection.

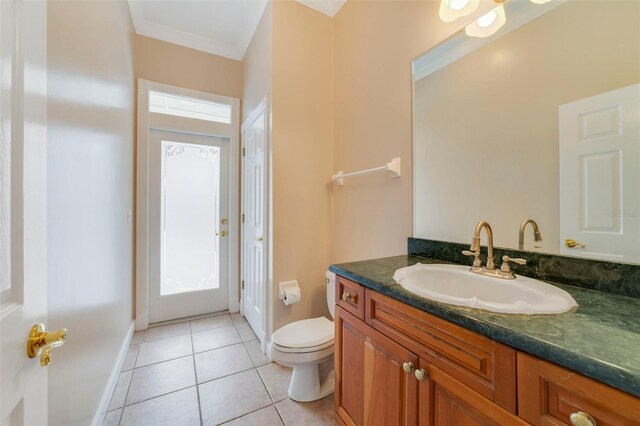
left=530, top=0, right=551, bottom=3
left=439, top=0, right=480, bottom=23
left=465, top=4, right=506, bottom=38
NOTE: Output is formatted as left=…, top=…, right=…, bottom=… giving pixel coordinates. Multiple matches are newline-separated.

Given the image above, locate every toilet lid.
left=271, top=317, right=334, bottom=350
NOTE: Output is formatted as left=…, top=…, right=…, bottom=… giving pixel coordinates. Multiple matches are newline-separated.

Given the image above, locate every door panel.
left=560, top=83, right=640, bottom=261
left=1, top=0, right=48, bottom=424
left=149, top=130, right=229, bottom=323
left=241, top=102, right=268, bottom=344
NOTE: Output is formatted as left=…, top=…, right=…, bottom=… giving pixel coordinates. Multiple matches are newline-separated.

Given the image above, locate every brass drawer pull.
left=570, top=412, right=596, bottom=426
left=415, top=368, right=429, bottom=382
left=342, top=291, right=357, bottom=303
left=402, top=362, right=415, bottom=374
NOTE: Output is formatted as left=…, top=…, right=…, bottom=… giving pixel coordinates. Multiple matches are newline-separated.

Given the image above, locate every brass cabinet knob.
left=27, top=323, right=67, bottom=367
left=570, top=412, right=596, bottom=426
left=256, top=236, right=263, bottom=242
left=402, top=362, right=415, bottom=374
left=217, top=231, right=228, bottom=237
left=414, top=368, right=429, bottom=382
left=342, top=292, right=356, bottom=303
left=221, top=218, right=228, bottom=225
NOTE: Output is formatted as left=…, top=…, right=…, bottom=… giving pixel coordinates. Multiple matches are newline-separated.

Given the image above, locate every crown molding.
left=128, top=0, right=268, bottom=61
left=295, top=0, right=346, bottom=17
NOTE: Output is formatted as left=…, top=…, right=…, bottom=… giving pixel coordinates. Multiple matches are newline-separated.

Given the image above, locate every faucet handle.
left=462, top=250, right=482, bottom=268
left=503, top=255, right=527, bottom=265
left=500, top=255, right=527, bottom=273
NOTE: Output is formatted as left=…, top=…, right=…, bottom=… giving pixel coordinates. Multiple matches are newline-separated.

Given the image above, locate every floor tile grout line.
left=120, top=383, right=197, bottom=410
left=196, top=365, right=256, bottom=387
left=217, top=402, right=277, bottom=425
left=114, top=342, right=141, bottom=426
left=189, top=322, right=205, bottom=426
left=242, top=339, right=271, bottom=368
left=255, top=364, right=278, bottom=405
left=134, top=352, right=194, bottom=370
left=273, top=402, right=287, bottom=426
left=141, top=321, right=234, bottom=345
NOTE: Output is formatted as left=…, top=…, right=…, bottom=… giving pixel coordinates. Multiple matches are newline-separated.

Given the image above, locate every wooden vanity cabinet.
left=334, top=275, right=640, bottom=426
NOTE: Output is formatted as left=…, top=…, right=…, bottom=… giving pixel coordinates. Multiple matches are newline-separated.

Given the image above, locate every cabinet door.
left=335, top=306, right=419, bottom=426
left=417, top=362, right=527, bottom=426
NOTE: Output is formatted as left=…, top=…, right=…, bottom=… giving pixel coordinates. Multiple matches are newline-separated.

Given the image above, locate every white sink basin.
left=393, top=263, right=577, bottom=314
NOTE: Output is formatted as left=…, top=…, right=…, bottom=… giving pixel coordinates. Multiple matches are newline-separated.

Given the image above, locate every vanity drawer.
left=517, top=353, right=640, bottom=426
left=336, top=276, right=365, bottom=320
left=365, top=290, right=517, bottom=413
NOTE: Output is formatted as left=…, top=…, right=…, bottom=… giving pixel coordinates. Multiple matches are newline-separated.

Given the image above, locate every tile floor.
left=103, top=312, right=337, bottom=426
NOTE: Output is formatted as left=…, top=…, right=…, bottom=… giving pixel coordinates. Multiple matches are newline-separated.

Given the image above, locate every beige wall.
left=134, top=34, right=243, bottom=99
left=331, top=0, right=466, bottom=263
left=331, top=0, right=505, bottom=264
left=47, top=1, right=135, bottom=424
left=271, top=1, right=333, bottom=330
left=414, top=1, right=640, bottom=250
left=242, top=3, right=272, bottom=121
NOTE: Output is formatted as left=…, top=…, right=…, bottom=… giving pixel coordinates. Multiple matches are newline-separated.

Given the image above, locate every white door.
left=242, top=101, right=268, bottom=346
left=560, top=83, right=640, bottom=261
left=1, top=0, right=50, bottom=424
left=148, top=129, right=230, bottom=323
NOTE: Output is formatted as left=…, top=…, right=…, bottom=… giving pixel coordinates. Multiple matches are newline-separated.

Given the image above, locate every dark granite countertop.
left=329, top=255, right=640, bottom=397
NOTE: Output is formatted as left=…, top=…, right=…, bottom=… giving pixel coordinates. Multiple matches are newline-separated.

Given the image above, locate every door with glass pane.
left=149, top=129, right=229, bottom=323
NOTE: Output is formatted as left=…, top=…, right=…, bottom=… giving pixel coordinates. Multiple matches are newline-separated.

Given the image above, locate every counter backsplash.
left=408, top=238, right=640, bottom=299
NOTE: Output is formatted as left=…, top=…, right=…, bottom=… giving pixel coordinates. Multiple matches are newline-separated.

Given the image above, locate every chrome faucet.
left=519, top=219, right=542, bottom=250
left=463, top=220, right=527, bottom=280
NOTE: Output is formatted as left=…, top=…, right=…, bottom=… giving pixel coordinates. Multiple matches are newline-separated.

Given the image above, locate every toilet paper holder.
left=278, top=280, right=301, bottom=303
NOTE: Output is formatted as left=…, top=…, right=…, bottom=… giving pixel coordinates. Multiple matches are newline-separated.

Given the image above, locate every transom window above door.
left=149, top=90, right=232, bottom=124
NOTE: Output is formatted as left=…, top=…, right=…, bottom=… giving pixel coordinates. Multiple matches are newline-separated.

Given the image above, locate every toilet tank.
left=325, top=270, right=336, bottom=319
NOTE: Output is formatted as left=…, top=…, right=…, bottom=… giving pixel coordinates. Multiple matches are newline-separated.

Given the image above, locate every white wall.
left=47, top=1, right=135, bottom=424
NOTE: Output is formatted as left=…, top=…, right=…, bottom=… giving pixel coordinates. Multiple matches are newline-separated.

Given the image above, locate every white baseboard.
left=228, top=297, right=240, bottom=313
left=91, top=321, right=135, bottom=426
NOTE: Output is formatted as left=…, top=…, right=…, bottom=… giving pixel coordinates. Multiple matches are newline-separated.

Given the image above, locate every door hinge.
left=241, top=280, right=245, bottom=290
left=242, top=213, right=245, bottom=223
left=242, top=147, right=245, bottom=157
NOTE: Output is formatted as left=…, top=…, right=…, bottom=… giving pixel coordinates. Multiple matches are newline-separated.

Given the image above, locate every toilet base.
left=287, top=354, right=335, bottom=402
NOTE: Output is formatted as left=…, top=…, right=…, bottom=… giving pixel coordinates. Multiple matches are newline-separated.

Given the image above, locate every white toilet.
left=269, top=271, right=336, bottom=402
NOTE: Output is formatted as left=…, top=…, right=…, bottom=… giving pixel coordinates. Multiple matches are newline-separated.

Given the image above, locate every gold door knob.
left=565, top=239, right=586, bottom=248
left=570, top=411, right=596, bottom=426
left=217, top=231, right=228, bottom=237
left=414, top=368, right=429, bottom=382
left=402, top=362, right=415, bottom=374
left=27, top=324, right=67, bottom=367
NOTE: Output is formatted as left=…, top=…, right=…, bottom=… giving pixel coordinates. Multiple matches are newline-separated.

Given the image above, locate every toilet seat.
left=271, top=317, right=334, bottom=354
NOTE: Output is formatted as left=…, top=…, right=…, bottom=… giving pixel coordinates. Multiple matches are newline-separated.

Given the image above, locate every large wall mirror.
left=412, top=0, right=640, bottom=263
